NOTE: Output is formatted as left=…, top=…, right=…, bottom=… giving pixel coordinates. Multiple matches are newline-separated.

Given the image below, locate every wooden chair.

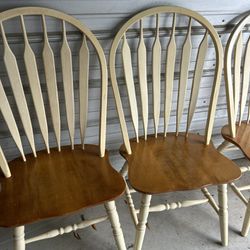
left=219, top=12, right=250, bottom=237
left=109, top=6, right=241, bottom=249
left=0, top=7, right=126, bottom=250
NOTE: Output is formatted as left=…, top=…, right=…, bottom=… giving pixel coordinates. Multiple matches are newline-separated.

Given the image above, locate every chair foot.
left=241, top=199, right=250, bottom=237
left=14, top=226, right=25, bottom=250
left=218, top=184, right=228, bottom=246
left=104, top=201, right=126, bottom=250
left=134, top=194, right=152, bottom=250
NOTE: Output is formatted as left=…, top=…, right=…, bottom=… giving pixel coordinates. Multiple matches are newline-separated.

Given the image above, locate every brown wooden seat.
left=0, top=145, right=125, bottom=228
left=222, top=122, right=250, bottom=160
left=120, top=133, right=241, bottom=194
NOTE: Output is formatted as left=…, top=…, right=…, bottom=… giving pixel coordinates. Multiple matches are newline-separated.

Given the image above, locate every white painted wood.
left=134, top=194, right=152, bottom=250
left=125, top=185, right=138, bottom=226
left=109, top=63, right=132, bottom=155
left=0, top=80, right=25, bottom=161
left=42, top=15, right=61, bottom=151
left=152, top=14, right=161, bottom=137
left=186, top=31, right=208, bottom=134
left=20, top=15, right=49, bottom=153
left=230, top=182, right=248, bottom=205
left=79, top=35, right=89, bottom=148
left=26, top=216, right=108, bottom=244
left=218, top=184, right=228, bottom=246
left=164, top=13, right=176, bottom=136
left=124, top=183, right=138, bottom=226
left=238, top=185, right=250, bottom=191
left=0, top=146, right=11, bottom=178
left=201, top=187, right=219, bottom=213
left=14, top=226, right=25, bottom=250
left=176, top=18, right=192, bottom=136
left=98, top=51, right=108, bottom=158
left=119, top=162, right=138, bottom=226
left=104, top=201, right=127, bottom=250
left=239, top=36, right=250, bottom=125
left=61, top=20, right=75, bottom=149
left=122, top=34, right=139, bottom=141
left=129, top=188, right=136, bottom=194
left=240, top=166, right=250, bottom=173
left=242, top=199, right=250, bottom=237
left=0, top=21, right=36, bottom=157
left=223, top=16, right=250, bottom=138
left=138, top=19, right=148, bottom=140
left=135, top=198, right=208, bottom=213
left=234, top=32, right=242, bottom=122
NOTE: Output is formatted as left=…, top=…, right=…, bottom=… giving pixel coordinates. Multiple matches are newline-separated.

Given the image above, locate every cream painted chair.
left=0, top=7, right=126, bottom=250
left=109, top=6, right=241, bottom=249
left=219, top=12, right=250, bottom=237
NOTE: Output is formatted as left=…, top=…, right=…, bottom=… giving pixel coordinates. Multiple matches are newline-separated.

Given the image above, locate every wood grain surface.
left=120, top=133, right=241, bottom=194
left=0, top=145, right=125, bottom=227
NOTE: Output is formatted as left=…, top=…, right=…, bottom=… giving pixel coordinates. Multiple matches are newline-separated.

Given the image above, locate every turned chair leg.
left=241, top=199, right=250, bottom=236
left=134, top=194, right=152, bottom=250
left=218, top=184, right=228, bottom=246
left=124, top=182, right=138, bottom=226
left=14, top=226, right=25, bottom=250
left=104, top=201, right=126, bottom=250
left=120, top=162, right=138, bottom=226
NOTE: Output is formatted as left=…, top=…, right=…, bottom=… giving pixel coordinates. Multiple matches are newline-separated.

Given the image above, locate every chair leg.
left=134, top=194, right=152, bottom=250
left=125, top=182, right=138, bottom=226
left=241, top=199, right=250, bottom=237
left=120, top=162, right=138, bottom=226
left=104, top=201, right=126, bottom=250
left=218, top=184, right=228, bottom=246
left=14, top=226, right=25, bottom=250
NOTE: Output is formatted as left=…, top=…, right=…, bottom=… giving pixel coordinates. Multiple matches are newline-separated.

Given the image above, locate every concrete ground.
left=1, top=158, right=250, bottom=250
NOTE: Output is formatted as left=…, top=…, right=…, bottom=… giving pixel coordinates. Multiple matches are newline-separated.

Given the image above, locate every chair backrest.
left=109, top=6, right=223, bottom=154
left=0, top=7, right=107, bottom=178
left=225, top=13, right=250, bottom=138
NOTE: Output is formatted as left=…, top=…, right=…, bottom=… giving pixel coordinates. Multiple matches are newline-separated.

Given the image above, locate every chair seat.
left=120, top=133, right=241, bottom=194
left=0, top=145, right=125, bottom=228
left=222, top=121, right=250, bottom=159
